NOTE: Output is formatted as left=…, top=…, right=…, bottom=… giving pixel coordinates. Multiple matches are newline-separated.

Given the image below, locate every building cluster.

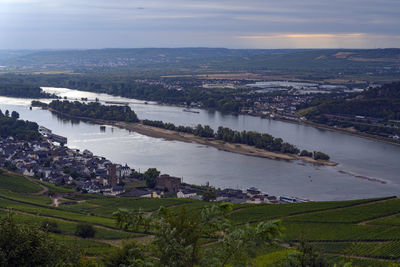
left=0, top=136, right=131, bottom=196
left=135, top=79, right=184, bottom=91
left=123, top=175, right=308, bottom=204
left=241, top=95, right=313, bottom=120
left=0, top=134, right=310, bottom=203
left=215, top=187, right=308, bottom=204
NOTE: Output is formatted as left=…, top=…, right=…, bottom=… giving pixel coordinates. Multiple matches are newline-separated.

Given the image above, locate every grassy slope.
left=0, top=171, right=399, bottom=266
left=0, top=171, right=42, bottom=193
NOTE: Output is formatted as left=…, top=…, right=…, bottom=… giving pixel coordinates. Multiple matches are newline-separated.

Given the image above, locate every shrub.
left=40, top=220, right=61, bottom=233
left=300, top=150, right=313, bottom=157
left=0, top=214, right=79, bottom=266
left=75, top=223, right=96, bottom=238
left=313, top=151, right=330, bottom=161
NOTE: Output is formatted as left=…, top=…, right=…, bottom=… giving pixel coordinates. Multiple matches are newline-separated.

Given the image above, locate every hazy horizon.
left=1, top=47, right=400, bottom=51
left=1, top=0, right=399, bottom=50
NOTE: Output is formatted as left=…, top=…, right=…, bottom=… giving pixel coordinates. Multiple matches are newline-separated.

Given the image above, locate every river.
left=0, top=87, right=399, bottom=201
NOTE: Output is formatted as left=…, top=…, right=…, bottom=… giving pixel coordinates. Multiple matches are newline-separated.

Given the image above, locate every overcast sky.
left=0, top=0, right=399, bottom=49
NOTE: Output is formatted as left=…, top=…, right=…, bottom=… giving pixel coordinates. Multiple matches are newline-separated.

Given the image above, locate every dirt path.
left=358, top=211, right=400, bottom=225
left=51, top=195, right=70, bottom=207
left=52, top=197, right=59, bottom=207
left=24, top=176, right=49, bottom=195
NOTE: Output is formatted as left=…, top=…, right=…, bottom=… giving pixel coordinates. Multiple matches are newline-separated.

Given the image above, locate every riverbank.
left=301, top=120, right=400, bottom=147
left=241, top=111, right=400, bottom=147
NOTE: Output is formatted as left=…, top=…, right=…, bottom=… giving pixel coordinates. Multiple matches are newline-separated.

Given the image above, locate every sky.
left=0, top=0, right=399, bottom=49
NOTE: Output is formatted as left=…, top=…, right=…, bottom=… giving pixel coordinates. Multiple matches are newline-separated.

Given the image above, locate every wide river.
left=1, top=87, right=399, bottom=200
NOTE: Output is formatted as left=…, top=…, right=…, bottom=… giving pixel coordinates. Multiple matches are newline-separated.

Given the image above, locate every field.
left=0, top=171, right=399, bottom=266
left=0, top=171, right=43, bottom=193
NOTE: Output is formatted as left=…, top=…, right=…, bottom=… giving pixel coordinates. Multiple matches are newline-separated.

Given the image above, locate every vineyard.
left=0, top=171, right=399, bottom=266
left=285, top=198, right=400, bottom=223
left=315, top=241, right=400, bottom=260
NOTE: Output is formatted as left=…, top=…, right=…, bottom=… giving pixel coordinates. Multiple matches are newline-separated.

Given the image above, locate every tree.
left=10, top=111, right=19, bottom=119
left=113, top=203, right=282, bottom=267
left=281, top=240, right=331, bottom=267
left=102, top=242, right=148, bottom=267
left=300, top=150, right=313, bottom=157
left=143, top=168, right=160, bottom=188
left=75, top=223, right=96, bottom=238
left=313, top=151, right=330, bottom=161
left=0, top=213, right=79, bottom=266
left=202, top=191, right=216, bottom=202
left=40, top=220, right=61, bottom=233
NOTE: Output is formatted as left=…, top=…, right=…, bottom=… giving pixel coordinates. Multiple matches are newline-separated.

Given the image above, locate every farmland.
left=0, top=171, right=399, bottom=266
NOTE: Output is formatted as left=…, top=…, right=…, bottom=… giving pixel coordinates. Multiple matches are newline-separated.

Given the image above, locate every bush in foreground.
left=75, top=223, right=96, bottom=238
left=0, top=213, right=79, bottom=266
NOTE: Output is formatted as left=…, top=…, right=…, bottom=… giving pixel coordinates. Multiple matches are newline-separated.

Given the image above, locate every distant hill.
left=362, top=81, right=400, bottom=99
left=303, top=82, right=400, bottom=120
left=2, top=48, right=400, bottom=75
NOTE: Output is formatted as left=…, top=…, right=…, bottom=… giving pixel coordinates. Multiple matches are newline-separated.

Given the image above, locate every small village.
left=0, top=126, right=306, bottom=204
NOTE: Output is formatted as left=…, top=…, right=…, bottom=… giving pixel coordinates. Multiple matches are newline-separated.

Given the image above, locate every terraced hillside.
left=0, top=170, right=399, bottom=266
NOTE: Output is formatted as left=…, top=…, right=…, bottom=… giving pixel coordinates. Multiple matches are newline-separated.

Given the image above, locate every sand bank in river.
left=46, top=107, right=337, bottom=166
left=114, top=122, right=338, bottom=166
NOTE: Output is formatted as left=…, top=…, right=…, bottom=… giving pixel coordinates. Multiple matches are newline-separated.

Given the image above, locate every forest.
left=0, top=110, right=41, bottom=141
left=1, top=74, right=245, bottom=113
left=0, top=83, right=56, bottom=98
left=303, top=82, right=400, bottom=121
left=46, top=100, right=139, bottom=123
left=300, top=82, right=400, bottom=137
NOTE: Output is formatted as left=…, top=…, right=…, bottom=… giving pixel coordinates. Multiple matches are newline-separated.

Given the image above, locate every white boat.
left=105, top=101, right=130, bottom=105
left=183, top=108, right=200, bottom=114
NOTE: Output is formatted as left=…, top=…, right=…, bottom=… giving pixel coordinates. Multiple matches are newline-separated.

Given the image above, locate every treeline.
left=1, top=74, right=244, bottom=113
left=59, top=76, right=244, bottom=113
left=142, top=119, right=330, bottom=159
left=0, top=84, right=56, bottom=98
left=0, top=110, right=42, bottom=141
left=303, top=82, right=400, bottom=121
left=46, top=100, right=139, bottom=122
left=143, top=119, right=215, bottom=138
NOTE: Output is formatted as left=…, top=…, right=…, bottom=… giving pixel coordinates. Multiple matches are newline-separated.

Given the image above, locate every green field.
left=367, top=213, right=400, bottom=226
left=0, top=171, right=399, bottom=266
left=0, top=171, right=42, bottom=193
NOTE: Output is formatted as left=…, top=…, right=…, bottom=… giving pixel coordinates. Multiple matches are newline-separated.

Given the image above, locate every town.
left=0, top=126, right=306, bottom=204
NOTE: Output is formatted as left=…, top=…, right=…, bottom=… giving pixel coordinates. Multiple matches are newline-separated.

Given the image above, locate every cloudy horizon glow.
left=0, top=0, right=399, bottom=49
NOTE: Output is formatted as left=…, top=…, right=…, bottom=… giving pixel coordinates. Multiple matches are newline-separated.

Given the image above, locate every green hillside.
left=0, top=170, right=399, bottom=266
left=303, top=82, right=400, bottom=120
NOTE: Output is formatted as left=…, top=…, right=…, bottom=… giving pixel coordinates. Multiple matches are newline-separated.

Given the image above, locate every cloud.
left=237, top=33, right=368, bottom=39
left=0, top=0, right=399, bottom=48
left=236, top=33, right=400, bottom=49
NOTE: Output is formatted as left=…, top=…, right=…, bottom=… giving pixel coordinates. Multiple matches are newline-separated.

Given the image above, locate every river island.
left=32, top=100, right=337, bottom=166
